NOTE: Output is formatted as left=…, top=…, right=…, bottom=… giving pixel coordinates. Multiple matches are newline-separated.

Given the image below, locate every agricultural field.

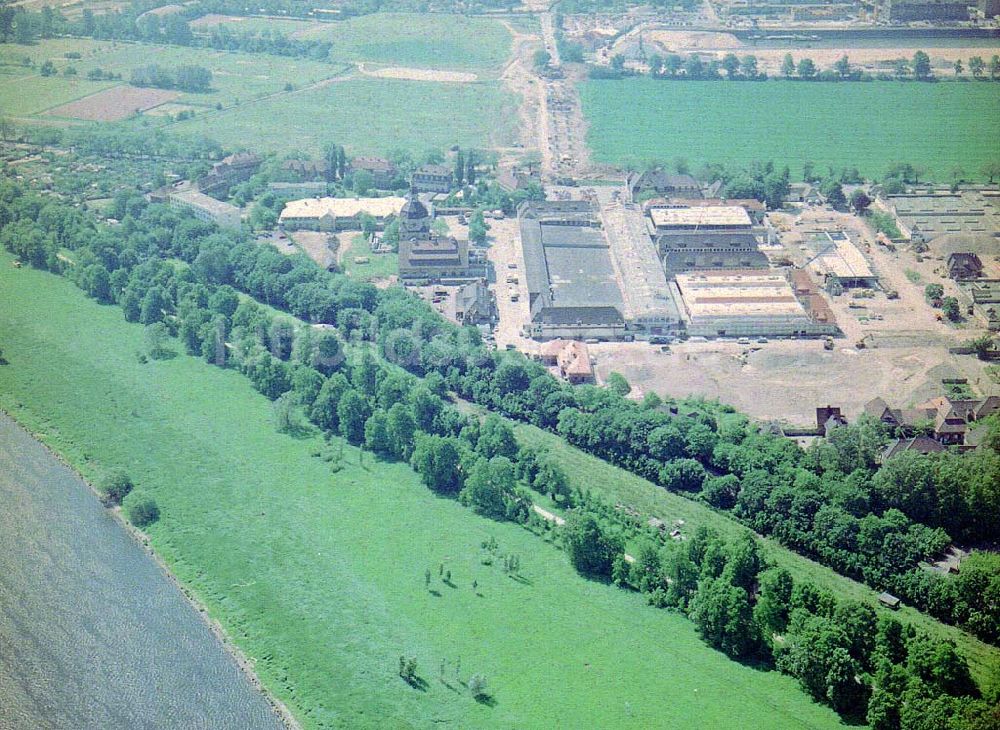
left=0, top=39, right=344, bottom=120
left=188, top=14, right=322, bottom=36
left=580, top=79, right=1000, bottom=180
left=0, top=253, right=848, bottom=729
left=297, top=13, right=513, bottom=74
left=168, top=75, right=516, bottom=156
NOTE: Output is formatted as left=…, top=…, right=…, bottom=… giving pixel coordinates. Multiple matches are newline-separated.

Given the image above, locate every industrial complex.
left=513, top=179, right=849, bottom=342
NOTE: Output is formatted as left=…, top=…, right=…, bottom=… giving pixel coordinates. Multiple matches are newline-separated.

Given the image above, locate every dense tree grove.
left=2, top=162, right=998, bottom=726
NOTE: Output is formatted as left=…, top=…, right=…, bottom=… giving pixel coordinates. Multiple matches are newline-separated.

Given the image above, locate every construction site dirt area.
left=590, top=339, right=994, bottom=426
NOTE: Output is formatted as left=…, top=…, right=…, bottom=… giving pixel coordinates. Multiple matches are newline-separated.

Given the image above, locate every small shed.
left=878, top=592, right=901, bottom=610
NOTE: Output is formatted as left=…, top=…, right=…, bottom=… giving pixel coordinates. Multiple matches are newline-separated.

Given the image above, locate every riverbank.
left=0, top=412, right=288, bottom=729
left=1, top=409, right=302, bottom=730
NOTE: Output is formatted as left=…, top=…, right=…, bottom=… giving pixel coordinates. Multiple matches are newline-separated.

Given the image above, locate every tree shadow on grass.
left=442, top=579, right=457, bottom=589
left=284, top=422, right=318, bottom=440
left=508, top=574, right=532, bottom=586
left=474, top=693, right=497, bottom=708
left=428, top=589, right=442, bottom=597
left=403, top=675, right=429, bottom=692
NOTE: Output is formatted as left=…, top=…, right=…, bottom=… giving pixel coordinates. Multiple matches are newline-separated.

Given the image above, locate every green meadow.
left=168, top=75, right=515, bottom=156
left=298, top=13, right=512, bottom=73
left=580, top=79, right=1000, bottom=179
left=0, top=39, right=344, bottom=118
left=0, top=253, right=848, bottom=729
left=188, top=13, right=513, bottom=73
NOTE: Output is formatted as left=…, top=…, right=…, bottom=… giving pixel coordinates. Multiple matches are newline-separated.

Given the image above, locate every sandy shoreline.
left=0, top=407, right=302, bottom=730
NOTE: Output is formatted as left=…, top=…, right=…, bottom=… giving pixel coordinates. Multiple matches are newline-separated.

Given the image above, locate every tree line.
left=130, top=64, right=212, bottom=92
left=590, top=48, right=1000, bottom=83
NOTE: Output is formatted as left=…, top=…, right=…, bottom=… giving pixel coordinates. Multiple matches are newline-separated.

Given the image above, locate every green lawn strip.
left=0, top=253, right=847, bottom=728
left=509, top=421, right=1000, bottom=691
left=580, top=78, right=1000, bottom=180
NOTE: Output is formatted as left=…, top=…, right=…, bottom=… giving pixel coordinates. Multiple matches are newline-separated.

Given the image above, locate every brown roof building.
left=864, top=395, right=1000, bottom=446
left=538, top=340, right=594, bottom=384
left=946, top=253, right=984, bottom=281
left=350, top=157, right=397, bottom=189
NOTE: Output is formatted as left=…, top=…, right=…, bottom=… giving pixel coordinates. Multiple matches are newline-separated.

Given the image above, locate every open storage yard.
left=590, top=204, right=997, bottom=425
left=580, top=79, right=1000, bottom=179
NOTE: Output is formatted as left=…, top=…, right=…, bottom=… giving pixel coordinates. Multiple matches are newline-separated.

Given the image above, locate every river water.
left=0, top=414, right=286, bottom=730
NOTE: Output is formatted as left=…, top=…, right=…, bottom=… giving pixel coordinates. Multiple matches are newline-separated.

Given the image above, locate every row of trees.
left=1, top=2, right=332, bottom=60
left=566, top=515, right=994, bottom=727
left=130, top=64, right=212, bottom=92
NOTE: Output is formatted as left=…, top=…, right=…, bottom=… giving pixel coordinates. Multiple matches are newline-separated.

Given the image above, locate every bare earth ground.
left=45, top=86, right=179, bottom=121
left=357, top=63, right=477, bottom=83
left=498, top=18, right=543, bottom=162
left=289, top=231, right=337, bottom=269
left=591, top=206, right=997, bottom=425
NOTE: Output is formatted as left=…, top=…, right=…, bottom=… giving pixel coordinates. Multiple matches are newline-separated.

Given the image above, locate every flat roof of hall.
left=650, top=206, right=752, bottom=229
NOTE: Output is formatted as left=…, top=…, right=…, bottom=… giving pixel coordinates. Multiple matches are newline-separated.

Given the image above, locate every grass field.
left=3, top=36, right=515, bottom=155
left=0, top=252, right=848, bottom=729
left=0, top=40, right=343, bottom=119
left=339, top=233, right=398, bottom=281
left=580, top=79, right=1000, bottom=180
left=168, top=75, right=514, bottom=156
left=187, top=13, right=512, bottom=74
left=298, top=13, right=512, bottom=73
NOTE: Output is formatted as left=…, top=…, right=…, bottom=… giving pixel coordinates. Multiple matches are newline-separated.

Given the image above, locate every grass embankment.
left=0, top=253, right=847, bottom=728
left=510, top=422, right=1000, bottom=693
left=580, top=78, right=1000, bottom=180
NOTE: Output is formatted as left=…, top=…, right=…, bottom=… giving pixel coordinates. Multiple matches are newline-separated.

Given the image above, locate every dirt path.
left=498, top=11, right=591, bottom=180
left=498, top=19, right=543, bottom=162
left=357, top=62, right=477, bottom=83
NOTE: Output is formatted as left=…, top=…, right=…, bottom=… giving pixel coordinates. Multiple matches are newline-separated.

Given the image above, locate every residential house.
left=881, top=436, right=946, bottom=462
left=411, top=164, right=453, bottom=194
left=538, top=339, right=595, bottom=384
left=816, top=405, right=848, bottom=436
left=863, top=395, right=1000, bottom=446
left=197, top=152, right=261, bottom=196
left=350, top=157, right=397, bottom=189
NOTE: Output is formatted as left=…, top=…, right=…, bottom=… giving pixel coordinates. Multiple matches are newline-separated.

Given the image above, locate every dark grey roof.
left=629, top=170, right=700, bottom=193
left=663, top=250, right=770, bottom=275
left=517, top=201, right=624, bottom=322
left=520, top=218, right=550, bottom=297
left=656, top=231, right=760, bottom=250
